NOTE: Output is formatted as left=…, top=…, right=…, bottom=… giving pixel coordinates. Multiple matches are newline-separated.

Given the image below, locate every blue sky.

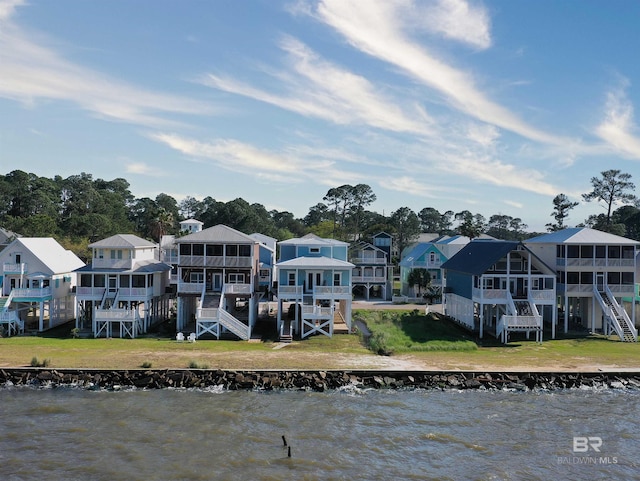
left=1, top=0, right=639, bottom=231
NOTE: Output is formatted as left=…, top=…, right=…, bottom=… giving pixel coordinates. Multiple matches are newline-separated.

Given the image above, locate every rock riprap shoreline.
left=1, top=368, right=640, bottom=391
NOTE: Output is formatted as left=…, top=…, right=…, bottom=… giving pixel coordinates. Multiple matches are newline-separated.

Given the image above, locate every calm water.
left=0, top=386, right=638, bottom=481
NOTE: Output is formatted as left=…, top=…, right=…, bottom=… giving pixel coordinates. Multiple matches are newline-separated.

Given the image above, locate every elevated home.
left=75, top=235, right=171, bottom=338
left=161, top=218, right=205, bottom=287
left=276, top=234, right=354, bottom=340
left=175, top=225, right=262, bottom=340
left=525, top=228, right=638, bottom=342
left=372, top=232, right=395, bottom=259
left=442, top=240, right=557, bottom=343
left=399, top=235, right=470, bottom=298
left=0, top=237, right=84, bottom=335
left=250, top=233, right=277, bottom=298
left=350, top=241, right=390, bottom=300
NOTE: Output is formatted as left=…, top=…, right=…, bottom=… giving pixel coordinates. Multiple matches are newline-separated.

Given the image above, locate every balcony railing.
left=225, top=283, right=252, bottom=295
left=91, top=259, right=133, bottom=269
left=559, top=258, right=635, bottom=268
left=11, top=287, right=52, bottom=299
left=352, top=276, right=387, bottom=283
left=180, top=255, right=253, bottom=268
left=278, top=285, right=303, bottom=298
left=178, top=282, right=205, bottom=294
left=350, top=256, right=387, bottom=265
left=314, top=286, right=351, bottom=297
left=3, top=263, right=27, bottom=274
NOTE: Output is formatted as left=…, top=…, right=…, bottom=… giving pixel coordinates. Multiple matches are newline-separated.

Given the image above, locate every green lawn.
left=355, top=309, right=478, bottom=354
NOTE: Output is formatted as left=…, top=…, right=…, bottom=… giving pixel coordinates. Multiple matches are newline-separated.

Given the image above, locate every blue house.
left=276, top=234, right=354, bottom=340
left=442, top=240, right=556, bottom=342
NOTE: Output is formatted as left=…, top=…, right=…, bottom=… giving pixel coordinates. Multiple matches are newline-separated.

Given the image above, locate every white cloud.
left=125, top=162, right=165, bottom=176
left=199, top=36, right=434, bottom=136
left=420, top=0, right=492, bottom=50
left=503, top=199, right=523, bottom=209
left=314, top=0, right=567, bottom=146
left=595, top=81, right=640, bottom=159
left=0, top=3, right=212, bottom=128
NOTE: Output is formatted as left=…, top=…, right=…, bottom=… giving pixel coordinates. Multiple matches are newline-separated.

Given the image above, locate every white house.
left=525, top=227, right=638, bottom=341
left=0, top=237, right=84, bottom=335
left=74, top=234, right=171, bottom=338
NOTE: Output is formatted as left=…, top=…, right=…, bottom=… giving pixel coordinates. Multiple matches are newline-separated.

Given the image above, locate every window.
left=580, top=245, right=593, bottom=258
left=80, top=274, right=92, bottom=287
left=544, top=278, right=554, bottom=290
left=119, top=275, right=130, bottom=288
left=607, top=272, right=621, bottom=285
left=180, top=244, right=191, bottom=256
left=580, top=272, right=593, bottom=284
left=226, top=245, right=238, bottom=257
left=228, top=273, right=245, bottom=283
left=608, top=246, right=621, bottom=259
left=239, top=245, right=251, bottom=257
left=288, top=272, right=296, bottom=286
left=110, top=249, right=123, bottom=260
left=132, top=275, right=146, bottom=288
left=595, top=245, right=606, bottom=258
left=567, top=245, right=579, bottom=258
left=206, top=244, right=223, bottom=256
left=333, top=273, right=341, bottom=286
left=566, top=272, right=579, bottom=284
left=97, top=249, right=104, bottom=259
left=310, top=247, right=320, bottom=254
left=192, top=244, right=204, bottom=256
left=94, top=275, right=106, bottom=288
left=190, top=272, right=204, bottom=283
left=622, top=272, right=634, bottom=285
left=556, top=245, right=565, bottom=258
left=622, top=246, right=635, bottom=259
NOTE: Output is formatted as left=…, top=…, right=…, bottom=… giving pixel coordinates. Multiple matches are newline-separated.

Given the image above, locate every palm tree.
left=407, top=268, right=431, bottom=297
left=151, top=208, right=174, bottom=261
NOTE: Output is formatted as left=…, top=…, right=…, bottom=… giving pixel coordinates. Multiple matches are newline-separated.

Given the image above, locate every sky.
left=1, top=0, right=640, bottom=232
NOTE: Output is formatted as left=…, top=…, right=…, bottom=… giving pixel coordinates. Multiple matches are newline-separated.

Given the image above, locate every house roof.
left=441, top=240, right=522, bottom=275
left=276, top=256, right=354, bottom=269
left=180, top=218, right=203, bottom=225
left=75, top=260, right=171, bottom=274
left=175, top=224, right=257, bottom=244
left=279, top=233, right=349, bottom=247
left=399, top=243, right=444, bottom=267
left=89, top=234, right=157, bottom=249
left=7, top=238, right=85, bottom=274
left=526, top=227, right=639, bottom=245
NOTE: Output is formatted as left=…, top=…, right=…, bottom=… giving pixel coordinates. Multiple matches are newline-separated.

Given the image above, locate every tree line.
left=0, top=169, right=638, bottom=261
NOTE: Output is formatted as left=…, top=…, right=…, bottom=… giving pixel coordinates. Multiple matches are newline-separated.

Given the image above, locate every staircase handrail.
left=593, top=287, right=626, bottom=340
left=497, top=315, right=506, bottom=343
left=3, top=290, right=15, bottom=311
left=505, top=290, right=517, bottom=316
left=218, top=308, right=250, bottom=340
left=604, top=285, right=637, bottom=340
left=99, top=288, right=109, bottom=309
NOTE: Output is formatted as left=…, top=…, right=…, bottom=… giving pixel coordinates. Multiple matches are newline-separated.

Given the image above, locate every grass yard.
left=0, top=310, right=639, bottom=371
left=354, top=309, right=478, bottom=354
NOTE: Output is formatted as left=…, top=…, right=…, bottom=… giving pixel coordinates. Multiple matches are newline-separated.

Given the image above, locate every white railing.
left=314, top=286, right=351, bottom=297
left=2, top=290, right=15, bottom=310
left=218, top=308, right=250, bottom=340
left=3, top=262, right=27, bottom=274
left=93, top=308, right=142, bottom=338
left=76, top=287, right=107, bottom=297
left=278, top=285, right=303, bottom=298
left=473, top=288, right=508, bottom=300
left=197, top=307, right=219, bottom=319
left=11, top=287, right=52, bottom=299
left=529, top=289, right=555, bottom=301
left=301, top=305, right=333, bottom=317
left=0, top=310, right=23, bottom=336
left=225, top=283, right=251, bottom=295
left=562, top=258, right=635, bottom=268
left=116, top=287, right=153, bottom=298
left=503, top=315, right=542, bottom=328
left=594, top=288, right=626, bottom=341
left=602, top=286, right=637, bottom=341
left=352, top=276, right=387, bottom=283
left=351, top=256, right=387, bottom=265
left=178, top=281, right=205, bottom=294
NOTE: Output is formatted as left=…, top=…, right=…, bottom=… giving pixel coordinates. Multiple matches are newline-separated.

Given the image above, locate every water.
left=0, top=386, right=638, bottom=480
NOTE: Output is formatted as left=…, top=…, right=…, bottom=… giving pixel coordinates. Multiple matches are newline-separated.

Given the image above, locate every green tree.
left=546, top=193, right=579, bottom=232
left=455, top=210, right=486, bottom=239
left=582, top=169, right=637, bottom=230
left=346, top=183, right=376, bottom=241
left=407, top=268, right=431, bottom=297
left=390, top=207, right=420, bottom=255
left=418, top=207, right=453, bottom=234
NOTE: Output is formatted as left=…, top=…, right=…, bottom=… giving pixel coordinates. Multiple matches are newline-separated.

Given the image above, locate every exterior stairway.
left=596, top=288, right=637, bottom=342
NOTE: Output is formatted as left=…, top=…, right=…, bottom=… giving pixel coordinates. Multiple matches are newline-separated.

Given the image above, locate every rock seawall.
left=1, top=368, right=640, bottom=391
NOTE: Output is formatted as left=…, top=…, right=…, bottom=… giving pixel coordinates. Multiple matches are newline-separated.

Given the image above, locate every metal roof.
left=175, top=224, right=258, bottom=244
left=75, top=260, right=171, bottom=274
left=279, top=233, right=349, bottom=246
left=3, top=238, right=85, bottom=274
left=276, top=256, right=354, bottom=269
left=399, top=243, right=444, bottom=267
left=441, top=241, right=522, bottom=275
left=526, top=227, right=639, bottom=245
left=89, top=234, right=157, bottom=249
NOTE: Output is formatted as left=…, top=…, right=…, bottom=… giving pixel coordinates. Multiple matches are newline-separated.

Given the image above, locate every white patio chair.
left=187, top=332, right=196, bottom=342
left=176, top=332, right=184, bottom=342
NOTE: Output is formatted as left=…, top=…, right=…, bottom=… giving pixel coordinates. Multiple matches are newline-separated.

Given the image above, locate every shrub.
left=140, top=361, right=153, bottom=369
left=188, top=360, right=209, bottom=370
left=30, top=357, right=51, bottom=367
left=368, top=331, right=393, bottom=356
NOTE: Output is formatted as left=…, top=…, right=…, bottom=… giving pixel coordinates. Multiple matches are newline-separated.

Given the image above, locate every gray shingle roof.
left=89, top=234, right=157, bottom=249
left=175, top=224, right=257, bottom=244
left=526, top=227, right=639, bottom=245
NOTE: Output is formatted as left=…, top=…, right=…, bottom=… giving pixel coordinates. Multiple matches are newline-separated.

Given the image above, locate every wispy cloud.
left=595, top=80, right=640, bottom=159
left=199, top=36, right=434, bottom=136
left=420, top=0, right=492, bottom=49
left=125, top=162, right=166, bottom=177
left=314, top=0, right=567, bottom=146
left=0, top=2, right=212, bottom=128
